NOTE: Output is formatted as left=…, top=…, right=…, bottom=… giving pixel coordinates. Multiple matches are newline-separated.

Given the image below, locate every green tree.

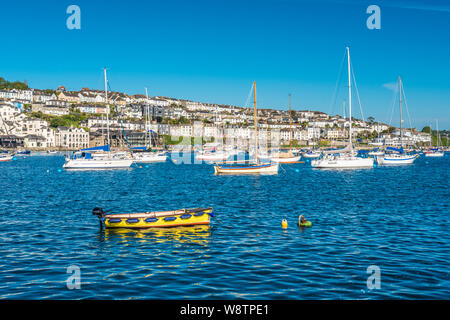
left=421, top=126, right=431, bottom=134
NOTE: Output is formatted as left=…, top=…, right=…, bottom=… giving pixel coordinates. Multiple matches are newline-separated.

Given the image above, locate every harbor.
left=0, top=152, right=448, bottom=299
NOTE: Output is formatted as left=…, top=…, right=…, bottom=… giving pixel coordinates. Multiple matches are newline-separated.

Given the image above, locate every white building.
left=0, top=89, right=33, bottom=102
left=55, top=127, right=89, bottom=150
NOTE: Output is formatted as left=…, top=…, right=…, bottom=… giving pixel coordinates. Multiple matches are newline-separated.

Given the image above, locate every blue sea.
left=0, top=154, right=448, bottom=299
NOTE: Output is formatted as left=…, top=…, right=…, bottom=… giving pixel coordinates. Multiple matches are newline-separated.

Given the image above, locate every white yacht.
left=195, top=143, right=235, bottom=162
left=132, top=150, right=167, bottom=163
left=376, top=149, right=418, bottom=165
left=311, top=47, right=373, bottom=169
left=302, top=150, right=321, bottom=159
left=0, top=153, right=13, bottom=162
left=377, top=77, right=418, bottom=166
left=424, top=120, right=444, bottom=158
left=62, top=69, right=133, bottom=170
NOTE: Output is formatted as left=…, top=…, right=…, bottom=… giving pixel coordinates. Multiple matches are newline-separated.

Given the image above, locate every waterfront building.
left=55, top=127, right=89, bottom=150
left=24, top=135, right=48, bottom=149
left=0, top=135, right=24, bottom=148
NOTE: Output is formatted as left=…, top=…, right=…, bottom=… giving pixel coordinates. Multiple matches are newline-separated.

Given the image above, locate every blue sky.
left=0, top=0, right=449, bottom=129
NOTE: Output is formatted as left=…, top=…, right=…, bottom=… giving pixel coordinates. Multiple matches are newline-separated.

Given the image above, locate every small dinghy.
left=93, top=207, right=214, bottom=229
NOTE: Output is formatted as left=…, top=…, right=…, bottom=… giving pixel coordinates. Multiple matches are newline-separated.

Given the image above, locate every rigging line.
left=329, top=49, right=347, bottom=117
left=350, top=59, right=365, bottom=122
left=244, top=82, right=254, bottom=109
left=387, top=83, right=398, bottom=127
left=107, top=82, right=134, bottom=156
left=401, top=83, right=413, bottom=130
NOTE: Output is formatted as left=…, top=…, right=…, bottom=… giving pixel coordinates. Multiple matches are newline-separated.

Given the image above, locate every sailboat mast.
left=346, top=47, right=353, bottom=152
left=399, top=76, right=403, bottom=149
left=104, top=68, right=111, bottom=151
left=145, top=87, right=149, bottom=148
left=289, top=94, right=292, bottom=151
left=253, top=81, right=258, bottom=164
left=436, top=119, right=440, bottom=148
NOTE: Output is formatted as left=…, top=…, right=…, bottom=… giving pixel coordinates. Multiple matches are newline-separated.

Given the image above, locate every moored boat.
left=93, top=207, right=214, bottom=229
left=271, top=152, right=302, bottom=163
left=377, top=152, right=419, bottom=165
left=302, top=151, right=321, bottom=159
left=213, top=82, right=279, bottom=175
left=270, top=94, right=302, bottom=164
left=214, top=162, right=279, bottom=174
left=0, top=153, right=13, bottom=162
left=63, top=145, right=133, bottom=170
left=132, top=148, right=167, bottom=163
left=424, top=150, right=444, bottom=157
left=424, top=120, right=445, bottom=157
left=311, top=47, right=373, bottom=169
left=376, top=77, right=418, bottom=166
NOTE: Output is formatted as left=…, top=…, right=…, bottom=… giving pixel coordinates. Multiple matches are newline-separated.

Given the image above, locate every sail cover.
left=81, top=144, right=110, bottom=152
left=386, top=146, right=404, bottom=154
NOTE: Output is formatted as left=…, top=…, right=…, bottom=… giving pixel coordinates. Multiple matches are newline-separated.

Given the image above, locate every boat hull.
left=271, top=155, right=302, bottom=163
left=0, top=156, right=13, bottom=162
left=302, top=153, right=321, bottom=159
left=424, top=152, right=444, bottom=158
left=195, top=153, right=230, bottom=162
left=133, top=154, right=167, bottom=163
left=63, top=158, right=133, bottom=169
left=104, top=208, right=213, bottom=229
left=214, top=162, right=279, bottom=174
left=376, top=154, right=418, bottom=165
left=311, top=157, right=374, bottom=168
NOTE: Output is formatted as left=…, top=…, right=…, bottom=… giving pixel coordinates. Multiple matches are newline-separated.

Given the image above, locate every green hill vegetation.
left=27, top=110, right=88, bottom=130
left=0, top=77, right=29, bottom=90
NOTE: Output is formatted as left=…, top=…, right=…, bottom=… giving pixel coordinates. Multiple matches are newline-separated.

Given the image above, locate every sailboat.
left=311, top=47, right=374, bottom=169
left=0, top=152, right=13, bottom=162
left=132, top=88, right=167, bottom=163
left=376, top=77, right=419, bottom=165
left=424, top=120, right=444, bottom=157
left=271, top=94, right=302, bottom=163
left=302, top=124, right=321, bottom=159
left=63, top=68, right=133, bottom=170
left=214, top=82, right=279, bottom=174
left=195, top=143, right=233, bottom=162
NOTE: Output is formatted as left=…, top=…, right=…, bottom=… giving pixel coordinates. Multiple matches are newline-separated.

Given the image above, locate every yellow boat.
left=93, top=207, right=213, bottom=229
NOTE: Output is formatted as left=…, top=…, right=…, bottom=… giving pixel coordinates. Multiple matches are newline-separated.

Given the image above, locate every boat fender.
left=282, top=219, right=288, bottom=229
left=180, top=214, right=192, bottom=219
left=145, top=218, right=158, bottom=223
left=194, top=212, right=205, bottom=217
left=108, top=219, right=122, bottom=224
left=164, top=216, right=177, bottom=222
left=126, top=218, right=140, bottom=224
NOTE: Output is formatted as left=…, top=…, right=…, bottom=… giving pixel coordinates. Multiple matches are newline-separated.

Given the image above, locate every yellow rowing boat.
left=93, top=207, right=213, bottom=229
